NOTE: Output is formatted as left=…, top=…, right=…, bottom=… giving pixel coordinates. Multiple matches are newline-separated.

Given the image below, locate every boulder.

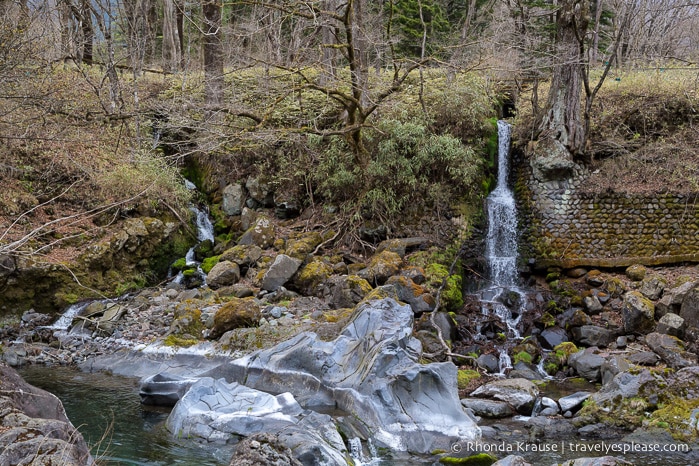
left=644, top=332, right=698, bottom=369
left=245, top=177, right=275, bottom=207
left=680, top=285, right=699, bottom=328
left=358, top=251, right=403, bottom=285
left=200, top=298, right=480, bottom=453
left=139, top=372, right=198, bottom=406
left=238, top=216, right=275, bottom=249
left=600, top=355, right=629, bottom=386
left=227, top=433, right=302, bottom=466
left=206, top=261, right=241, bottom=289
left=640, top=274, right=666, bottom=300
left=460, top=398, right=515, bottom=418
left=625, top=264, right=647, bottom=281
left=656, top=312, right=687, bottom=338
left=284, top=232, right=324, bottom=260
left=222, top=184, right=244, bottom=216
left=627, top=351, right=660, bottom=366
left=621, top=291, right=655, bottom=335
left=375, top=237, right=429, bottom=258
left=584, top=295, right=603, bottom=314
left=558, top=392, right=592, bottom=413
left=319, top=275, right=373, bottom=309
left=293, top=260, right=334, bottom=296
left=477, top=354, right=500, bottom=374
left=538, top=326, right=569, bottom=350
left=569, top=349, right=605, bottom=382
left=592, top=370, right=655, bottom=404
left=470, top=378, right=539, bottom=414
left=261, top=255, right=302, bottom=291
left=386, top=275, right=435, bottom=314
left=219, top=244, right=262, bottom=267
left=0, top=365, right=92, bottom=466
left=571, top=325, right=616, bottom=347
left=209, top=297, right=261, bottom=338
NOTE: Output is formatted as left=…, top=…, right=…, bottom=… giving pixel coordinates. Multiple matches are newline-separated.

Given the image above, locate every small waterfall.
left=48, top=302, right=90, bottom=330
left=347, top=437, right=380, bottom=465
left=498, top=349, right=512, bottom=375
left=173, top=205, right=214, bottom=284
left=485, top=120, right=518, bottom=287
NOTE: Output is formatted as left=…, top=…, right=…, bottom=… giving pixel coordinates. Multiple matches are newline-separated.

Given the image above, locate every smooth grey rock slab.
left=139, top=372, right=198, bottom=406
left=460, top=398, right=515, bottom=418
left=470, top=378, right=539, bottom=414
left=261, top=254, right=302, bottom=291
left=200, top=298, right=479, bottom=453
left=558, top=391, right=592, bottom=412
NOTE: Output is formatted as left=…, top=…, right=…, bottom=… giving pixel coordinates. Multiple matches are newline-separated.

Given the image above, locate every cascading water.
left=174, top=205, right=215, bottom=284
left=477, top=120, right=527, bottom=373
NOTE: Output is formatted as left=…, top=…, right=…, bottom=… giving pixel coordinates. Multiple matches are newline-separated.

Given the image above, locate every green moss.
left=201, top=255, right=220, bottom=274
left=513, top=351, right=533, bottom=365
left=539, top=312, right=556, bottom=327
left=439, top=453, right=496, bottom=465
left=425, top=263, right=463, bottom=311
left=457, top=369, right=481, bottom=389
left=163, top=334, right=199, bottom=347
left=650, top=398, right=699, bottom=441
left=172, top=257, right=188, bottom=271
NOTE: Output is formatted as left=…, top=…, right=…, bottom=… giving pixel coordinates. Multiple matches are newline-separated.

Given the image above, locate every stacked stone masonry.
left=518, top=163, right=699, bottom=268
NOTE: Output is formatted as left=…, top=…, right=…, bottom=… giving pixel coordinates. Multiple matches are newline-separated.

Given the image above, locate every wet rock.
left=558, top=391, right=592, bottom=412
left=261, top=255, right=302, bottom=291
left=625, top=264, right=647, bottom=281
left=470, top=378, right=539, bottom=415
left=238, top=215, right=275, bottom=249
left=569, top=349, right=605, bottom=382
left=207, top=261, right=241, bottom=289
left=0, top=365, right=92, bottom=466
left=571, top=325, right=616, bottom=347
left=566, top=268, right=588, bottom=278
left=228, top=433, right=302, bottom=466
left=460, top=398, right=515, bottom=418
left=640, top=274, right=666, bottom=300
left=201, top=298, right=479, bottom=453
left=509, top=362, right=542, bottom=381
left=644, top=332, right=698, bottom=369
left=538, top=326, right=569, bottom=349
left=656, top=312, right=687, bottom=338
left=477, top=354, right=500, bottom=374
left=680, top=285, right=699, bottom=328
left=139, top=372, right=198, bottom=406
left=222, top=184, right=244, bottom=216
left=621, top=291, right=655, bottom=335
left=210, top=297, right=261, bottom=338
left=318, top=275, right=372, bottom=309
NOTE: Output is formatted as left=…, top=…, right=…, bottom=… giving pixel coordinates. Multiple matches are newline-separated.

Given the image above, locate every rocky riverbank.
left=2, top=206, right=699, bottom=465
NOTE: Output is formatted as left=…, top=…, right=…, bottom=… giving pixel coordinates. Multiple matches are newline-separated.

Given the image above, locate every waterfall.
left=173, top=205, right=214, bottom=284
left=48, top=302, right=91, bottom=330
left=485, top=120, right=518, bottom=287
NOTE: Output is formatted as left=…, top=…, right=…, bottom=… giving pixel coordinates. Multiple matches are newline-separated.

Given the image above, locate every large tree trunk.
left=162, top=0, right=181, bottom=72
left=530, top=0, right=589, bottom=180
left=202, top=0, right=223, bottom=107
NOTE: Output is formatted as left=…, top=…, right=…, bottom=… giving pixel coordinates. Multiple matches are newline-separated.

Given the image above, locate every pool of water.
left=18, top=365, right=231, bottom=466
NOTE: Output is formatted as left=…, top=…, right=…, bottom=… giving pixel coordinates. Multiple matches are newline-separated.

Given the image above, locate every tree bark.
left=162, top=0, right=181, bottom=72
left=537, top=0, right=589, bottom=157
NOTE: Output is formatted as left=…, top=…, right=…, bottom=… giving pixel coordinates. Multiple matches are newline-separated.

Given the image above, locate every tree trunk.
left=162, top=0, right=181, bottom=72
left=537, top=0, right=588, bottom=156
left=80, top=0, right=93, bottom=64
left=202, top=0, right=223, bottom=107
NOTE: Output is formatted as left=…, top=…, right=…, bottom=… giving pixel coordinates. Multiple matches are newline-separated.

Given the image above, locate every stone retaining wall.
left=517, top=161, right=699, bottom=269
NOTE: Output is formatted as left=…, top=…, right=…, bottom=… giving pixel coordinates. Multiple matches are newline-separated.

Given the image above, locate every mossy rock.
left=294, top=260, right=334, bottom=295
left=171, top=307, right=205, bottom=338
left=210, top=297, right=261, bottom=339
left=220, top=244, right=263, bottom=266
left=424, top=263, right=463, bottom=312
left=626, top=264, right=648, bottom=281
left=171, top=257, right=188, bottom=271
left=359, top=251, right=403, bottom=285
left=285, top=231, right=324, bottom=260
left=201, top=255, right=220, bottom=274
left=238, top=215, right=275, bottom=249
left=439, top=453, right=496, bottom=465
left=457, top=369, right=481, bottom=390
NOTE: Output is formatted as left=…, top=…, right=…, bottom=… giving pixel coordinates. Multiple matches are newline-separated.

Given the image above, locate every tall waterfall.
left=485, top=120, right=518, bottom=287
